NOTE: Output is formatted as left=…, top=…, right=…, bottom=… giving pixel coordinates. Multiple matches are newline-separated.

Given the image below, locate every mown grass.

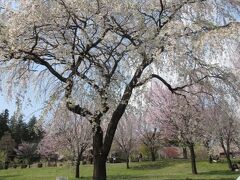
left=0, top=160, right=239, bottom=180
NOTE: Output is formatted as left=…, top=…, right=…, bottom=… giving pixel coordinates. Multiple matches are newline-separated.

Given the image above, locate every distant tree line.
left=0, top=109, right=44, bottom=145
left=0, top=109, right=44, bottom=168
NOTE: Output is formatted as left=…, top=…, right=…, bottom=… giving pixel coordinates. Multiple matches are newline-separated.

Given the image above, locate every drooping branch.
left=22, top=52, right=67, bottom=83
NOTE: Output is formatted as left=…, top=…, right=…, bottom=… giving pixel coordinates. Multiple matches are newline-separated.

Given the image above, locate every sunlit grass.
left=0, top=160, right=239, bottom=180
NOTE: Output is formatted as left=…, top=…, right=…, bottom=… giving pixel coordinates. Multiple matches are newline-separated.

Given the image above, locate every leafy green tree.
left=0, top=150, right=7, bottom=169
left=0, top=150, right=7, bottom=163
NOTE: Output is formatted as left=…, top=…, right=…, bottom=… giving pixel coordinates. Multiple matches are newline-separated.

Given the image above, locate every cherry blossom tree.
left=49, top=105, right=92, bottom=178
left=0, top=0, right=240, bottom=179
left=38, top=135, right=59, bottom=166
left=206, top=99, right=240, bottom=171
left=114, top=111, right=136, bottom=169
left=136, top=106, right=162, bottom=162
left=149, top=85, right=205, bottom=174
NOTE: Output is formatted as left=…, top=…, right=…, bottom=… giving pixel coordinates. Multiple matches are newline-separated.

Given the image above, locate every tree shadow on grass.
left=78, top=175, right=148, bottom=180
left=0, top=175, right=20, bottom=180
left=199, top=170, right=239, bottom=176
left=130, top=161, right=171, bottom=170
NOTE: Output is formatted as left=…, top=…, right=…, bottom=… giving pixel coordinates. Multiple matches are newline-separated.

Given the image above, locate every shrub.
left=37, top=163, right=43, bottom=168
left=21, top=164, right=27, bottom=168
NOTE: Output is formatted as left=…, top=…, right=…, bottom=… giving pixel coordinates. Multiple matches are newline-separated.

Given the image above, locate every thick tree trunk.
left=93, top=125, right=107, bottom=180
left=75, top=162, right=80, bottom=179
left=93, top=155, right=106, bottom=180
left=183, top=147, right=188, bottom=159
left=93, top=156, right=106, bottom=180
left=189, top=144, right=197, bottom=175
left=151, top=149, right=156, bottom=161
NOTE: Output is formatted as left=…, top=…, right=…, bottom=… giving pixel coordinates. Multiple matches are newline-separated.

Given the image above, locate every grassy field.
left=0, top=160, right=239, bottom=180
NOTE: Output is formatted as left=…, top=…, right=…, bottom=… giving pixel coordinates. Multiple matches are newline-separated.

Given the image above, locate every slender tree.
left=50, top=106, right=92, bottom=178
left=15, top=142, right=38, bottom=168
left=38, top=135, right=59, bottom=166
left=114, top=111, right=136, bottom=168
left=137, top=107, right=161, bottom=162
left=149, top=86, right=205, bottom=174
left=206, top=100, right=240, bottom=171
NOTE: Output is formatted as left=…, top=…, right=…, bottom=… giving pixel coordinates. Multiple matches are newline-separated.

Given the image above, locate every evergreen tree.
left=27, top=116, right=44, bottom=143
left=10, top=114, right=28, bottom=145
left=9, top=114, right=17, bottom=133
left=0, top=109, right=10, bottom=139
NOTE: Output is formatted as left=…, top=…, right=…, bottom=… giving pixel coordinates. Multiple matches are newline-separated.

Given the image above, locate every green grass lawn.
left=0, top=160, right=239, bottom=180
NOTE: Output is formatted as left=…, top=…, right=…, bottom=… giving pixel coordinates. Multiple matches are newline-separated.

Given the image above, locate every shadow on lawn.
left=79, top=175, right=151, bottom=180
left=0, top=175, right=20, bottom=180
left=131, top=161, right=171, bottom=170
left=199, top=170, right=239, bottom=176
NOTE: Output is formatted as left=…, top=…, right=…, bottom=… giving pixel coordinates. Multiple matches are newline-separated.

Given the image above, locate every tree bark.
left=189, top=144, right=197, bottom=174
left=28, top=160, right=31, bottom=168
left=220, top=138, right=233, bottom=171
left=126, top=154, right=130, bottom=169
left=209, top=155, right=213, bottom=163
left=93, top=155, right=106, bottom=180
left=183, top=147, right=188, bottom=159
left=75, top=162, right=80, bottom=179
left=151, top=149, right=156, bottom=161
left=93, top=125, right=107, bottom=180
left=4, top=161, right=9, bottom=169
left=226, top=153, right=234, bottom=171
left=75, top=152, right=82, bottom=179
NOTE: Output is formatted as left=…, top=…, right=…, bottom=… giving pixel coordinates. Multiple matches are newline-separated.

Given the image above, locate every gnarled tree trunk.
left=93, top=125, right=107, bottom=180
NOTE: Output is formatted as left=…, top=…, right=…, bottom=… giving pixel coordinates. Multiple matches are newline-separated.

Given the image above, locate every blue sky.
left=0, top=95, right=15, bottom=114
left=0, top=0, right=239, bottom=121
left=0, top=92, right=42, bottom=120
